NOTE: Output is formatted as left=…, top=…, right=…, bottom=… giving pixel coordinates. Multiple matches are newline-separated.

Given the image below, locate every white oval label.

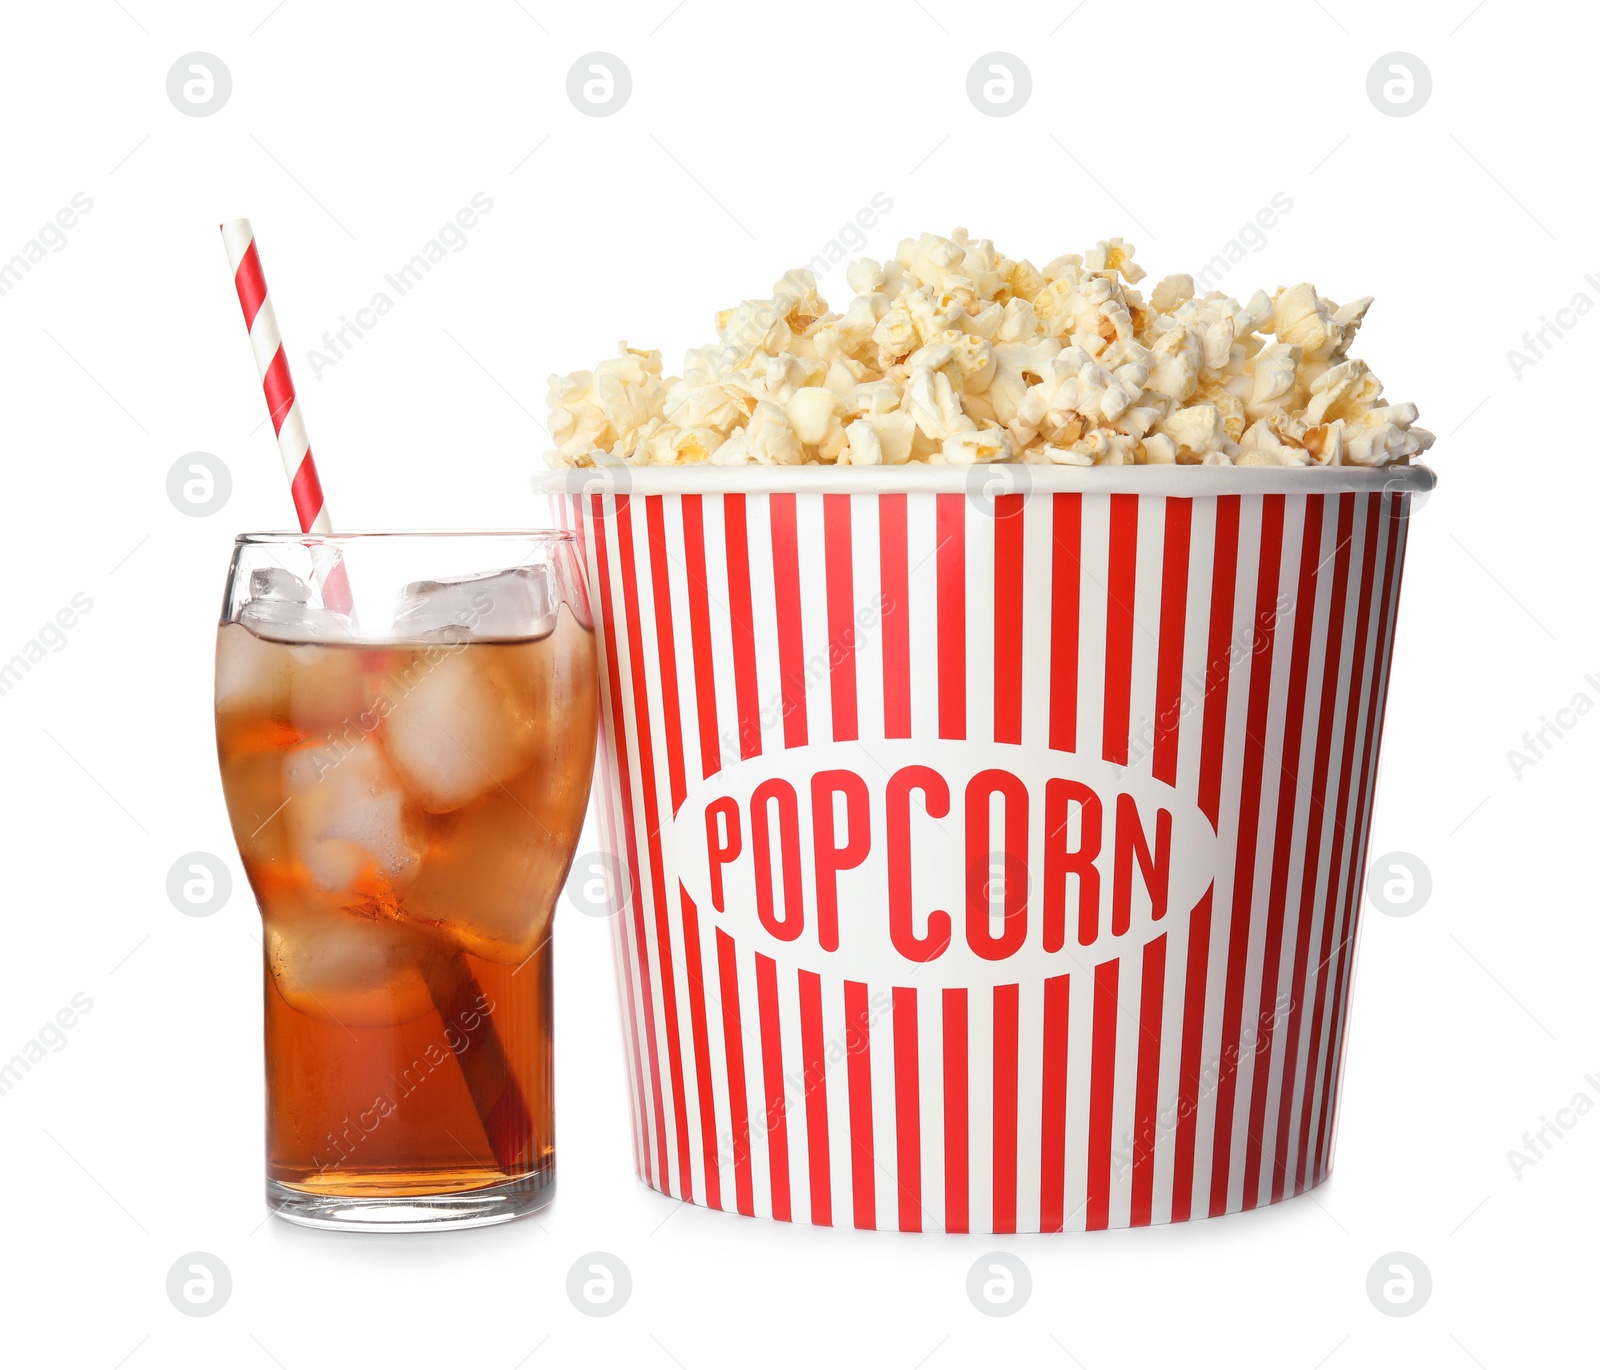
left=662, top=740, right=1217, bottom=989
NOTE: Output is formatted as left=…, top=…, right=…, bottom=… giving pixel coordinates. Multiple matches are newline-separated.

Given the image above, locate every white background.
left=0, top=1, right=1592, bottom=1365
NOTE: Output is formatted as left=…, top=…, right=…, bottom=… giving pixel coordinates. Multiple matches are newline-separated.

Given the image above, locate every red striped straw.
left=220, top=218, right=353, bottom=614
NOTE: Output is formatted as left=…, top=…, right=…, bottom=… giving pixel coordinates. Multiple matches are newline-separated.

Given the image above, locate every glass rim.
left=234, top=529, right=577, bottom=545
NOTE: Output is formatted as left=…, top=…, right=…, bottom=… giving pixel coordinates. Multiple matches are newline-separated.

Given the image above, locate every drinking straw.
left=219, top=219, right=352, bottom=613
left=220, top=219, right=534, bottom=1174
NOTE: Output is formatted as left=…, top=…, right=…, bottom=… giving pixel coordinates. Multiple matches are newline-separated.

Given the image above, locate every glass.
left=213, top=532, right=598, bottom=1230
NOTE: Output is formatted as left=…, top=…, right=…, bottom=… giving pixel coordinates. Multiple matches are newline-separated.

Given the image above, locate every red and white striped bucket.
left=541, top=463, right=1433, bottom=1232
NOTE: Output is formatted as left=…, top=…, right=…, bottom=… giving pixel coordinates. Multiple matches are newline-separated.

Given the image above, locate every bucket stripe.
left=1241, top=494, right=1325, bottom=1207
left=942, top=988, right=970, bottom=1232
left=614, top=500, right=685, bottom=1196
left=1298, top=495, right=1371, bottom=1192
left=798, top=968, right=832, bottom=1224
left=724, top=496, right=762, bottom=761
left=575, top=486, right=1411, bottom=1232
left=1102, top=493, right=1139, bottom=765
left=893, top=986, right=923, bottom=1230
left=937, top=493, right=967, bottom=740
left=640, top=497, right=699, bottom=1203
left=1085, top=956, right=1120, bottom=1229
left=649, top=501, right=714, bottom=1207
left=646, top=499, right=690, bottom=810
left=1208, top=494, right=1285, bottom=1217
left=680, top=496, right=722, bottom=781
left=1310, top=575, right=1384, bottom=1180
left=993, top=982, right=1020, bottom=1233
left=1169, top=494, right=1239, bottom=1222
left=714, top=926, right=755, bottom=1215
left=678, top=893, right=720, bottom=1209
left=1296, top=492, right=1381, bottom=1192
left=672, top=494, right=729, bottom=1208
left=588, top=547, right=648, bottom=1181
left=845, top=979, right=875, bottom=1228
left=1129, top=933, right=1167, bottom=1225
left=1314, top=492, right=1406, bottom=1180
left=824, top=495, right=859, bottom=743
left=770, top=494, right=809, bottom=750
left=1038, top=973, right=1070, bottom=1231
left=754, top=952, right=792, bottom=1220
left=588, top=496, right=660, bottom=1188
left=1271, top=491, right=1352, bottom=1202
left=1152, top=499, right=1192, bottom=786
left=1049, top=493, right=1081, bottom=753
left=994, top=498, right=1026, bottom=745
left=879, top=494, right=911, bottom=739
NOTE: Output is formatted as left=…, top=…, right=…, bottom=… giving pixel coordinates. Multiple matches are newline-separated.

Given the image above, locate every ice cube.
left=401, top=786, right=565, bottom=964
left=392, top=565, right=557, bottom=642
left=265, top=909, right=439, bottom=1026
left=237, top=567, right=356, bottom=643
left=215, top=623, right=369, bottom=740
left=398, top=617, right=598, bottom=962
left=216, top=621, right=292, bottom=719
left=239, top=599, right=356, bottom=643
left=379, top=645, right=547, bottom=812
left=284, top=737, right=424, bottom=891
left=250, top=567, right=311, bottom=603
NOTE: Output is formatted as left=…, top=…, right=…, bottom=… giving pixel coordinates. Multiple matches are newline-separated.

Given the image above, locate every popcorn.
left=544, top=230, right=1432, bottom=469
left=904, top=359, right=975, bottom=443
left=1238, top=418, right=1311, bottom=467
left=943, top=423, right=1012, bottom=465
left=841, top=418, right=883, bottom=466
left=1149, top=274, right=1194, bottom=312
left=744, top=401, right=803, bottom=466
left=546, top=345, right=667, bottom=458
left=1160, top=404, right=1229, bottom=462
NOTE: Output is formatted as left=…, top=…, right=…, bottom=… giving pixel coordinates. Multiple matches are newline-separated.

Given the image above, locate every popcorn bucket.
left=541, top=462, right=1433, bottom=1232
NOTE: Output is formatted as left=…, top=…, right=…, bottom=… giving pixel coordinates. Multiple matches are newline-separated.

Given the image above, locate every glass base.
left=266, top=1170, right=553, bottom=1232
